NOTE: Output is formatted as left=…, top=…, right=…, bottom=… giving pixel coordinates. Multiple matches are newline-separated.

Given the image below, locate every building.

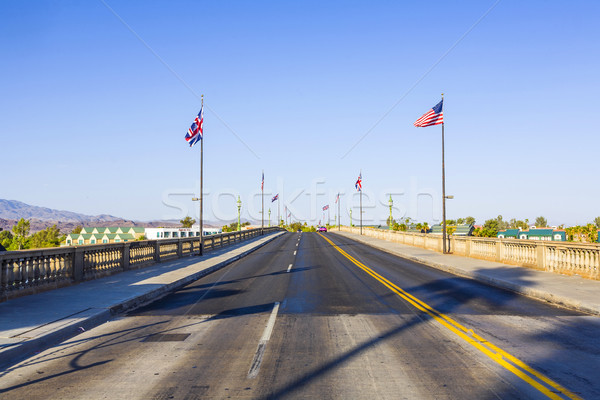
left=516, top=228, right=566, bottom=241
left=144, top=225, right=221, bottom=240
left=64, top=226, right=223, bottom=246
left=497, top=229, right=520, bottom=239
left=430, top=224, right=474, bottom=236
left=64, top=227, right=145, bottom=245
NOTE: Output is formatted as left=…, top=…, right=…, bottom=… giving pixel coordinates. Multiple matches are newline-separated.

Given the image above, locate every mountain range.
left=0, top=199, right=180, bottom=233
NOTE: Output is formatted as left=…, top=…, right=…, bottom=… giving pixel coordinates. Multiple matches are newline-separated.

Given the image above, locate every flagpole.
left=199, top=95, right=204, bottom=256
left=261, top=170, right=264, bottom=235
left=441, top=93, right=447, bottom=254
left=360, top=171, right=363, bottom=235
left=338, top=193, right=340, bottom=231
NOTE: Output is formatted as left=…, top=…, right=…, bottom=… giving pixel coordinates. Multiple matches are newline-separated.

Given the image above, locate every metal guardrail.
left=0, top=227, right=283, bottom=302
left=339, top=226, right=600, bottom=280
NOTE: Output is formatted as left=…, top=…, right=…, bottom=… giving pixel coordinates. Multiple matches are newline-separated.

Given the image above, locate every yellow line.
left=317, top=233, right=581, bottom=400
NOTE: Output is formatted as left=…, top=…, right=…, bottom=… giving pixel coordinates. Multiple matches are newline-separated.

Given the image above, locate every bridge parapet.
left=339, top=226, right=600, bottom=280
left=0, top=227, right=282, bottom=302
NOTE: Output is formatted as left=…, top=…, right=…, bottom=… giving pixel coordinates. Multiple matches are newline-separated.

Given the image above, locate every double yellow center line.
left=318, top=233, right=580, bottom=400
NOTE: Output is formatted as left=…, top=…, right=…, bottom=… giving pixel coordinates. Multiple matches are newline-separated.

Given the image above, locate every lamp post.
left=388, top=194, right=393, bottom=231
left=237, top=195, right=242, bottom=231
left=349, top=208, right=353, bottom=227
left=268, top=208, right=271, bottom=227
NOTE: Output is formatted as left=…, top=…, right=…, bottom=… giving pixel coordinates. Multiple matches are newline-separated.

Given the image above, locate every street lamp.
left=268, top=208, right=271, bottom=227
left=349, top=208, right=353, bottom=227
left=388, top=194, right=393, bottom=231
left=237, top=195, right=242, bottom=231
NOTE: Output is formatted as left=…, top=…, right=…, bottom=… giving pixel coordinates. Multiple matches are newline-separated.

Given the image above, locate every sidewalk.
left=0, top=231, right=285, bottom=369
left=331, top=231, right=600, bottom=316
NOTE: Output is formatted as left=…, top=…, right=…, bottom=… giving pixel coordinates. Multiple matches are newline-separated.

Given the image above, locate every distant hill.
left=0, top=199, right=219, bottom=234
left=0, top=199, right=122, bottom=223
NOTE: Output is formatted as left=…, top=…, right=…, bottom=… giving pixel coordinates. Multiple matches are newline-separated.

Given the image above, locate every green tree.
left=465, top=216, right=476, bottom=226
left=180, top=216, right=196, bottom=228
left=72, top=225, right=83, bottom=234
left=534, top=216, right=548, bottom=227
left=0, top=230, right=13, bottom=249
left=594, top=217, right=600, bottom=229
left=475, top=218, right=500, bottom=237
left=12, top=218, right=30, bottom=250
left=386, top=216, right=395, bottom=227
left=456, top=218, right=465, bottom=225
left=29, top=224, right=62, bottom=249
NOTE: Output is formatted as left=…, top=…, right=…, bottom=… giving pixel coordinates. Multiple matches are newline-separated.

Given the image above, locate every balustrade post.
left=495, top=240, right=502, bottom=262
left=122, top=243, right=131, bottom=271
left=73, top=247, right=85, bottom=282
left=154, top=241, right=161, bottom=263
left=537, top=243, right=546, bottom=271
left=0, top=255, right=6, bottom=299
left=177, top=240, right=183, bottom=258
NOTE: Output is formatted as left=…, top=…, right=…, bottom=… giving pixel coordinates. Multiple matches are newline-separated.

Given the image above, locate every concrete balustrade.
left=0, top=227, right=282, bottom=302
left=339, top=226, right=600, bottom=280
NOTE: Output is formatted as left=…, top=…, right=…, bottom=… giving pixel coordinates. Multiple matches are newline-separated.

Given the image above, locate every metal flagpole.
left=277, top=198, right=280, bottom=227
left=338, top=193, right=340, bottom=231
left=261, top=170, right=264, bottom=235
left=199, top=95, right=204, bottom=256
left=360, top=172, right=363, bottom=235
left=441, top=93, right=447, bottom=254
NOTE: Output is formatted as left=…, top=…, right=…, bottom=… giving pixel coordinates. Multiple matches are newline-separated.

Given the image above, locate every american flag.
left=335, top=193, right=340, bottom=203
left=323, top=205, right=329, bottom=211
left=261, top=172, right=264, bottom=191
left=185, top=105, right=203, bottom=147
left=355, top=173, right=362, bottom=192
left=272, top=194, right=279, bottom=202
left=414, top=100, right=443, bottom=127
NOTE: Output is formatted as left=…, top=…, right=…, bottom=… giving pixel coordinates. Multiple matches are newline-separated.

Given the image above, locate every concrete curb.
left=330, top=232, right=600, bottom=316
left=0, top=232, right=286, bottom=370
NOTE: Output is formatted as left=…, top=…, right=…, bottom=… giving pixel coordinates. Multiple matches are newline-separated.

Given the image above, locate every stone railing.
left=338, top=226, right=600, bottom=280
left=0, top=227, right=282, bottom=302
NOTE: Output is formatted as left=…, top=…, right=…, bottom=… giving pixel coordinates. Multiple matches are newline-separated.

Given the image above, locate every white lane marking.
left=287, top=264, right=292, bottom=272
left=248, top=302, right=280, bottom=378
left=293, top=250, right=297, bottom=255
left=296, top=243, right=298, bottom=246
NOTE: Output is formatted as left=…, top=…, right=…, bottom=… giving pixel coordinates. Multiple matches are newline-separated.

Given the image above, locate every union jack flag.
left=355, top=173, right=362, bottom=192
left=185, top=105, right=203, bottom=147
left=335, top=193, right=340, bottom=203
left=323, top=205, right=329, bottom=211
left=272, top=194, right=279, bottom=202
left=414, top=99, right=443, bottom=127
left=261, top=172, right=264, bottom=191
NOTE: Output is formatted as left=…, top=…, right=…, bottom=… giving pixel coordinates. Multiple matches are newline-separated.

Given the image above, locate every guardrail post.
left=495, top=241, right=502, bottom=262
left=177, top=240, right=183, bottom=258
left=537, top=243, right=546, bottom=271
left=154, top=241, right=161, bottom=263
left=122, top=243, right=131, bottom=271
left=73, top=247, right=85, bottom=282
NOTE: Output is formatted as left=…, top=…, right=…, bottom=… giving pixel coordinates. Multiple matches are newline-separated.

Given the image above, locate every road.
left=1, top=232, right=598, bottom=399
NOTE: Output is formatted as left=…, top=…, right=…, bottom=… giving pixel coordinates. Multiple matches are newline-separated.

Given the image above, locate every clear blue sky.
left=1, top=1, right=598, bottom=227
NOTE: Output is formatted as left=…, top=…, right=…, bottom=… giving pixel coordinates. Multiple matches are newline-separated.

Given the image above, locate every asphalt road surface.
left=1, top=232, right=598, bottom=399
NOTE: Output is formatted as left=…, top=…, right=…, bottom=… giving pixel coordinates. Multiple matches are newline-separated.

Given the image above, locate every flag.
left=185, top=105, right=204, bottom=147
left=414, top=100, right=443, bottom=127
left=288, top=212, right=291, bottom=217
left=323, top=205, right=329, bottom=211
left=355, top=173, right=362, bottom=192
left=335, top=193, right=340, bottom=203
left=272, top=194, right=279, bottom=202
left=261, top=172, right=264, bottom=191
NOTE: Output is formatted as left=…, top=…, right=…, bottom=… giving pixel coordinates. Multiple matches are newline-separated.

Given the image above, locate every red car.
left=317, top=226, right=327, bottom=232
